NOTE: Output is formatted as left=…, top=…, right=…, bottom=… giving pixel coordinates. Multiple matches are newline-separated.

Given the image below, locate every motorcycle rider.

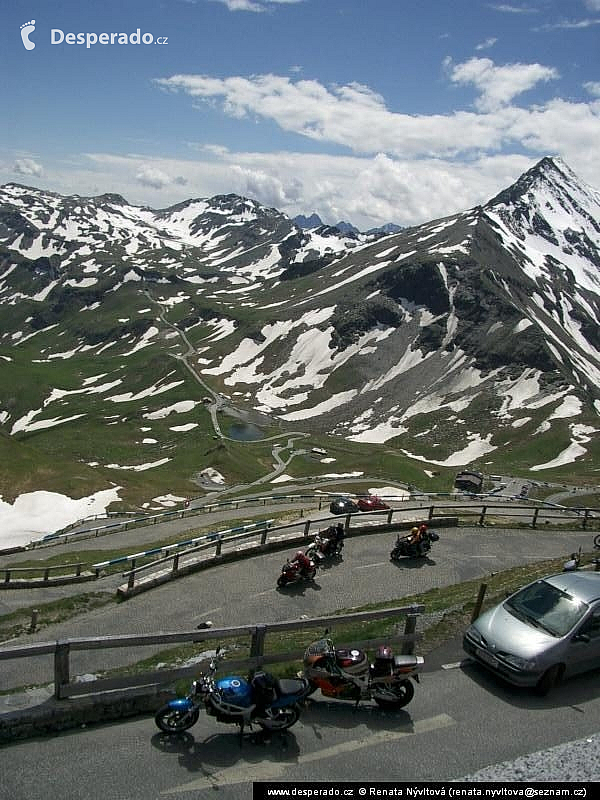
left=408, top=526, right=426, bottom=557
left=334, top=522, right=345, bottom=552
left=290, top=550, right=314, bottom=577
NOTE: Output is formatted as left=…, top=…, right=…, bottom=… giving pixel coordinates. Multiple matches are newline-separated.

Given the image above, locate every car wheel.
left=535, top=664, right=561, bottom=696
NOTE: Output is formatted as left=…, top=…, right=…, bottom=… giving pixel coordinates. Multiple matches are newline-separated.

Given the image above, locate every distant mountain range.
left=294, top=213, right=403, bottom=236
left=0, top=156, right=598, bottom=506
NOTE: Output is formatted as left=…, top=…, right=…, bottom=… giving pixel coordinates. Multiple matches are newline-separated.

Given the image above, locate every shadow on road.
left=151, top=728, right=301, bottom=771
left=389, top=556, right=437, bottom=569
left=460, top=660, right=600, bottom=709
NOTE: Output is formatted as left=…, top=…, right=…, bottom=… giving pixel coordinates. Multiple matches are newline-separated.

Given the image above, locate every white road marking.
left=353, top=561, right=389, bottom=569
left=161, top=713, right=455, bottom=793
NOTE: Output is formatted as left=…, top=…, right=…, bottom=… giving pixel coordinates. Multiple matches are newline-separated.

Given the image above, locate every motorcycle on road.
left=277, top=553, right=318, bottom=587
left=390, top=529, right=439, bottom=561
left=154, top=650, right=311, bottom=735
left=302, top=637, right=423, bottom=709
left=305, top=526, right=344, bottom=562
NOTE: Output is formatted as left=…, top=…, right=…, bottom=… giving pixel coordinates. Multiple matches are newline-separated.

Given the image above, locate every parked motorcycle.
left=154, top=650, right=311, bottom=734
left=277, top=553, right=317, bottom=587
left=302, top=637, right=423, bottom=709
left=305, top=527, right=344, bottom=562
left=390, top=529, right=439, bottom=560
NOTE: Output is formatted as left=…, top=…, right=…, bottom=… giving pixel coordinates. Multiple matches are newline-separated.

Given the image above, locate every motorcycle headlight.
left=501, top=653, right=537, bottom=671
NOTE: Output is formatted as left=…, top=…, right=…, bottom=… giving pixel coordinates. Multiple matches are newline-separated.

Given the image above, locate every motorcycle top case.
left=215, top=676, right=254, bottom=708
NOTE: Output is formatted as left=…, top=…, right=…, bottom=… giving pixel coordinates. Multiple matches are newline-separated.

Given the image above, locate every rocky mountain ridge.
left=0, top=156, right=598, bottom=503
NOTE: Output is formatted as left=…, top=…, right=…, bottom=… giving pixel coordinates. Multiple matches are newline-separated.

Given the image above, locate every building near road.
left=454, top=470, right=483, bottom=493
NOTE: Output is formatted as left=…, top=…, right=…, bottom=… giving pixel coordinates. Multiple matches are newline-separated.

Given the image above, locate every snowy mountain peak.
left=0, top=158, right=598, bottom=502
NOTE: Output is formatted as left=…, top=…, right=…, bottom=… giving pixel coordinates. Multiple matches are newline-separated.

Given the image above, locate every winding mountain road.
left=1, top=523, right=598, bottom=797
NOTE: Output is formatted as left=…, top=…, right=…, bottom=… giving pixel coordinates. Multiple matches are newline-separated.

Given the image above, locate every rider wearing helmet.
left=291, top=550, right=313, bottom=576
left=408, top=526, right=426, bottom=557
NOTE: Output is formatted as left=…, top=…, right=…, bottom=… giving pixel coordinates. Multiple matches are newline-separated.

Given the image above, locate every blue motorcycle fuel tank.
left=216, top=676, right=254, bottom=707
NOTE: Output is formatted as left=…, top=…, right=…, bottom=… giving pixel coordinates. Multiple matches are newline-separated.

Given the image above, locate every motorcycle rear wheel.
left=374, top=679, right=415, bottom=709
left=154, top=704, right=200, bottom=732
left=257, top=705, right=300, bottom=730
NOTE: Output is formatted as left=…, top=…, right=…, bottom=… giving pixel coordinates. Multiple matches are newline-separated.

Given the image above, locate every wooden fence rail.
left=0, top=604, right=424, bottom=700
left=2, top=562, right=86, bottom=585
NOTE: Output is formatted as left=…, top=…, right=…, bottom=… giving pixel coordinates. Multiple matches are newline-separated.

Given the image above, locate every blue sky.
left=2, top=0, right=600, bottom=228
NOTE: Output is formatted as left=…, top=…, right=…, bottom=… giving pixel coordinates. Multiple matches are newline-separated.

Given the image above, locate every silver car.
left=463, top=571, right=600, bottom=694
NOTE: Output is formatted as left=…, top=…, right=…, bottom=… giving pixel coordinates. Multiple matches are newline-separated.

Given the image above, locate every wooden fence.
left=0, top=604, right=423, bottom=700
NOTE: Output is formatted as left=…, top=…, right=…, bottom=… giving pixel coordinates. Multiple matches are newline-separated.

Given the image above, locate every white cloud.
left=155, top=61, right=576, bottom=158
left=475, top=37, right=497, bottom=51
left=584, top=81, right=600, bottom=96
left=13, top=157, right=43, bottom=177
left=447, top=57, right=559, bottom=111
left=136, top=164, right=187, bottom=189
left=211, top=0, right=304, bottom=11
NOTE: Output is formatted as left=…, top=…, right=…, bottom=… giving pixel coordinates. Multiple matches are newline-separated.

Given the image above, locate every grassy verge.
left=0, top=592, right=117, bottom=642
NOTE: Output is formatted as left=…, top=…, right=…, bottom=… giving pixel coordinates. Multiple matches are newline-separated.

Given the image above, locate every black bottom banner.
left=253, top=782, right=592, bottom=800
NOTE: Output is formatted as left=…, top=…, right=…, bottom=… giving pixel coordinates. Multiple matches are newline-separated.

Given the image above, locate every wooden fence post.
left=471, top=583, right=487, bottom=622
left=400, top=614, right=418, bottom=655
left=54, top=641, right=71, bottom=699
left=250, top=624, right=267, bottom=666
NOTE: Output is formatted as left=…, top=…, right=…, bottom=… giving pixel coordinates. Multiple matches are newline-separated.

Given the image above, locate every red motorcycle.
left=277, top=552, right=317, bottom=587
left=303, top=637, right=423, bottom=709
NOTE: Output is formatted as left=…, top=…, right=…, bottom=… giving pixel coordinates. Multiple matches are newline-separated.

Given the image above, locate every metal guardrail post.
left=127, top=559, right=137, bottom=590
left=531, top=507, right=539, bottom=528
left=303, top=519, right=311, bottom=537
left=387, top=509, right=393, bottom=524
left=261, top=528, right=268, bottom=544
left=4, top=570, right=10, bottom=585
left=428, top=505, right=434, bottom=520
left=172, top=554, right=180, bottom=572
left=54, top=641, right=70, bottom=699
left=583, top=509, right=589, bottom=530
left=215, top=537, right=223, bottom=556
left=478, top=506, right=487, bottom=526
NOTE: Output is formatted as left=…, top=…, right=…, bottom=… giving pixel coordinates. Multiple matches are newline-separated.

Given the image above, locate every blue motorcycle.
left=154, top=650, right=311, bottom=734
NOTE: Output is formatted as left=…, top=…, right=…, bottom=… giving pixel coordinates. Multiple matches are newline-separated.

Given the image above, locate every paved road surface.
left=0, top=525, right=595, bottom=692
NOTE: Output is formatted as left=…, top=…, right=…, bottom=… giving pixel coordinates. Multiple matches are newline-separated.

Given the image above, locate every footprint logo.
left=20, top=20, right=36, bottom=51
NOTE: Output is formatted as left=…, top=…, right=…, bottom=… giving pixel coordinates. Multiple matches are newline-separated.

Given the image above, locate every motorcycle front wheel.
left=374, top=679, right=415, bottom=710
left=257, top=705, right=300, bottom=731
left=154, top=704, right=200, bottom=732
left=277, top=575, right=288, bottom=587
